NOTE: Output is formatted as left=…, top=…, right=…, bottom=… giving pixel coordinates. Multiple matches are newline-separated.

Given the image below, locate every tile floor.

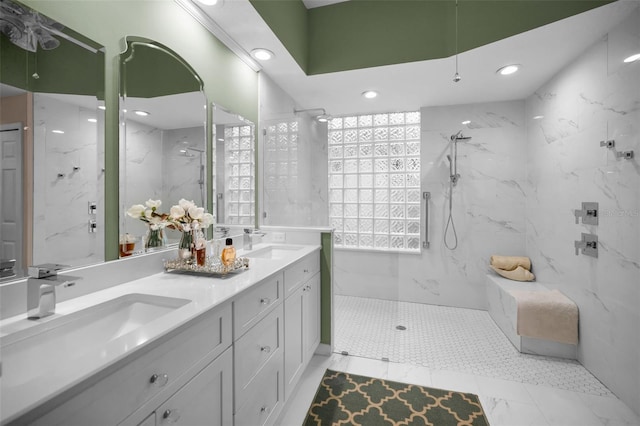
left=276, top=296, right=640, bottom=426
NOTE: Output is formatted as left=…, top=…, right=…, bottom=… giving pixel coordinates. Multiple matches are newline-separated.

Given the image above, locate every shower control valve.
left=574, top=202, right=598, bottom=225
left=574, top=233, right=598, bottom=258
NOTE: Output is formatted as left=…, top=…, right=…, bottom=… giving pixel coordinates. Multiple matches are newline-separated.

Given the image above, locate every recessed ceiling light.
left=362, top=90, right=378, bottom=99
left=251, top=48, right=274, bottom=61
left=98, top=105, right=106, bottom=110
left=52, top=130, right=64, bottom=134
left=623, top=53, right=640, bottom=63
left=496, top=64, right=520, bottom=76
left=134, top=110, right=150, bottom=116
left=461, top=120, right=471, bottom=125
left=87, top=118, right=97, bottom=123
left=533, top=115, right=544, bottom=120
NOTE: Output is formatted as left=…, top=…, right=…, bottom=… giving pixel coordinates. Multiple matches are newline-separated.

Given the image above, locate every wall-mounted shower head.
left=294, top=107, right=332, bottom=123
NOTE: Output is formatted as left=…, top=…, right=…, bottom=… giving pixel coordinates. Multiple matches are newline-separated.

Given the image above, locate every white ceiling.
left=197, top=0, right=636, bottom=118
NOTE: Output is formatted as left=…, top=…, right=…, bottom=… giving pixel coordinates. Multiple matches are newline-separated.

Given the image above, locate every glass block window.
left=225, top=125, right=254, bottom=225
left=328, top=112, right=421, bottom=251
left=264, top=119, right=298, bottom=209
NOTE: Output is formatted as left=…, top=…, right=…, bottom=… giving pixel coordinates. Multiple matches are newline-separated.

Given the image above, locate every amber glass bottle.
left=220, top=238, right=236, bottom=267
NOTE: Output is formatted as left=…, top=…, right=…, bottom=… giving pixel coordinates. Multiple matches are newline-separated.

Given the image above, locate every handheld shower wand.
left=444, top=131, right=471, bottom=250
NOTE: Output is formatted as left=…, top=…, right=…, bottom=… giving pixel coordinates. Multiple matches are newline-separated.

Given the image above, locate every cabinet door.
left=283, top=285, right=304, bottom=401
left=155, top=347, right=233, bottom=426
left=303, top=273, right=321, bottom=362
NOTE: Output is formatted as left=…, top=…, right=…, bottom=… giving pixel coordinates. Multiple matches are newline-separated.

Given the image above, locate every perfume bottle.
left=194, top=229, right=206, bottom=267
left=221, top=238, right=236, bottom=267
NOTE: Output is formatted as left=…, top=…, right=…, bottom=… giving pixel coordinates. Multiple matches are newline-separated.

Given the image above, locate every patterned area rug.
left=304, top=369, right=490, bottom=426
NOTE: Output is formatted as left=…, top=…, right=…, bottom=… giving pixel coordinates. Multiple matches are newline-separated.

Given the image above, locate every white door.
left=0, top=125, right=23, bottom=272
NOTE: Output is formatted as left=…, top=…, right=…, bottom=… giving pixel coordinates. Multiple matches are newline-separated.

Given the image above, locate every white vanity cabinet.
left=26, top=303, right=232, bottom=426
left=283, top=252, right=321, bottom=401
left=233, top=272, right=285, bottom=426
left=144, top=347, right=233, bottom=426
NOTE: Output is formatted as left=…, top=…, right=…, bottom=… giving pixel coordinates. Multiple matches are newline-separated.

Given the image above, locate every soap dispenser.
left=221, top=238, right=236, bottom=267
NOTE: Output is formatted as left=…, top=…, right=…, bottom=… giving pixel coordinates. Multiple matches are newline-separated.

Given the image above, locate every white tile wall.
left=32, top=93, right=104, bottom=267
left=525, top=9, right=640, bottom=414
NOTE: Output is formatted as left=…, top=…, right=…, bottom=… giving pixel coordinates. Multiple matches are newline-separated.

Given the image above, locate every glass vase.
left=178, top=230, right=194, bottom=262
left=144, top=228, right=165, bottom=252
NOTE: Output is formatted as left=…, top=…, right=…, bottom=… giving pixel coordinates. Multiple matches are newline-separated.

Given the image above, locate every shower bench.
left=486, top=274, right=577, bottom=359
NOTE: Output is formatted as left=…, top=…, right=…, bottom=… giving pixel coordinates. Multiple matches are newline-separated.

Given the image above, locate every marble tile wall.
left=121, top=119, right=164, bottom=241
left=524, top=9, right=639, bottom=414
left=333, top=100, right=528, bottom=310
left=259, top=73, right=329, bottom=227
left=121, top=121, right=205, bottom=244
left=32, top=93, right=104, bottom=267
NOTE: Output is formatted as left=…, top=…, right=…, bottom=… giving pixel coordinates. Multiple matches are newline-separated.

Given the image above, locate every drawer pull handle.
left=260, top=345, right=271, bottom=353
left=150, top=373, right=169, bottom=387
left=260, top=297, right=271, bottom=305
left=162, top=409, right=181, bottom=422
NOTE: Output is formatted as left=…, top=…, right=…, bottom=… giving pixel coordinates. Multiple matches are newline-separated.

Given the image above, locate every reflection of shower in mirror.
left=175, top=140, right=205, bottom=207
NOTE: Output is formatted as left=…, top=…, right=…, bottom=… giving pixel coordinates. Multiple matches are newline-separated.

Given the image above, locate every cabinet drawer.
left=284, top=252, right=320, bottom=297
left=156, top=347, right=233, bottom=426
left=233, top=272, right=283, bottom=339
left=234, top=357, right=283, bottom=426
left=234, top=304, right=282, bottom=409
left=31, top=303, right=232, bottom=426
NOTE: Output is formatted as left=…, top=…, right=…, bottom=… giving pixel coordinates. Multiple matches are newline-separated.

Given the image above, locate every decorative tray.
left=163, top=256, right=250, bottom=276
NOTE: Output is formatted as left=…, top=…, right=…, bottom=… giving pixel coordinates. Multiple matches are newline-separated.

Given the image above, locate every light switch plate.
left=271, top=232, right=286, bottom=243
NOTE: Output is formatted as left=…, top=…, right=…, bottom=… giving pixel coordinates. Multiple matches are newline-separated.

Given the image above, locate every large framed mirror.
left=119, top=37, right=207, bottom=255
left=0, top=0, right=105, bottom=281
left=212, top=103, right=255, bottom=228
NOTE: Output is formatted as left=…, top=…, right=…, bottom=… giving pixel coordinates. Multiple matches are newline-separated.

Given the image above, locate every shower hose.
left=444, top=178, right=458, bottom=250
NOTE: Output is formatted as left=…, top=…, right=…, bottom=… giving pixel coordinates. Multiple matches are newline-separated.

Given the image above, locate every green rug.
left=304, top=369, right=490, bottom=426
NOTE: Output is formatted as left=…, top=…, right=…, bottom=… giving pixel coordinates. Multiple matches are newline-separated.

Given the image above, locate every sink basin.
left=246, top=245, right=304, bottom=259
left=0, top=293, right=190, bottom=387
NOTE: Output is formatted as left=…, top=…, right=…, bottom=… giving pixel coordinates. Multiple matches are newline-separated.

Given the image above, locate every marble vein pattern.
left=32, top=93, right=104, bottom=267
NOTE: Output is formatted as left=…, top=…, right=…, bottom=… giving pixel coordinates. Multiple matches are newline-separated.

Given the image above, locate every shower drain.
left=396, top=325, right=407, bottom=330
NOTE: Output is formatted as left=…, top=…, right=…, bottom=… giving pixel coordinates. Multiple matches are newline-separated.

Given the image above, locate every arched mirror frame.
left=118, top=36, right=210, bottom=257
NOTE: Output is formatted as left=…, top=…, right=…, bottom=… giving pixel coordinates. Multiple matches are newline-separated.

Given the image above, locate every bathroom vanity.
left=0, top=244, right=321, bottom=426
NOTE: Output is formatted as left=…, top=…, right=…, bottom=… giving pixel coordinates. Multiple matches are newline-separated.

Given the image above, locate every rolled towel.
left=490, top=255, right=531, bottom=271
left=491, top=265, right=535, bottom=282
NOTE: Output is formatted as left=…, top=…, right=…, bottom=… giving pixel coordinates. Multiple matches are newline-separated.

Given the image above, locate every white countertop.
left=0, top=243, right=320, bottom=424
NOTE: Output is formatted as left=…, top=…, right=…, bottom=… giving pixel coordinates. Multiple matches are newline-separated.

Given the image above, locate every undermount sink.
left=0, top=293, right=190, bottom=387
left=246, top=245, right=304, bottom=259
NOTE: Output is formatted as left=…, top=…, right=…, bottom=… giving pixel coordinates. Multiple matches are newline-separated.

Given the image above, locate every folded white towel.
left=511, top=289, right=578, bottom=345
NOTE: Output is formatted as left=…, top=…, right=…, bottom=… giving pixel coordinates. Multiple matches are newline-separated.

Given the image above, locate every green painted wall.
left=120, top=41, right=201, bottom=98
left=250, top=0, right=309, bottom=72
left=21, top=0, right=259, bottom=261
left=252, top=0, right=614, bottom=75
left=320, top=231, right=333, bottom=345
left=0, top=34, right=103, bottom=97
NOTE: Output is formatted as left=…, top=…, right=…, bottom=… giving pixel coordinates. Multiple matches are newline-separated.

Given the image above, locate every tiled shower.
left=261, top=10, right=639, bottom=415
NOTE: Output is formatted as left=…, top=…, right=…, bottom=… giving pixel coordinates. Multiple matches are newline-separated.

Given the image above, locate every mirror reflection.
left=119, top=38, right=207, bottom=255
left=212, top=103, right=255, bottom=227
left=0, top=0, right=105, bottom=281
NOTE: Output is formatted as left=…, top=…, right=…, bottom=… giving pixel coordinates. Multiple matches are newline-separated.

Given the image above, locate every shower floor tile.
left=334, top=295, right=613, bottom=397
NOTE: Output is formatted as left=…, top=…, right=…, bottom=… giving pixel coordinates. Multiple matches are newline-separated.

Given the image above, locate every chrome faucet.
left=27, top=264, right=80, bottom=319
left=243, top=228, right=266, bottom=251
